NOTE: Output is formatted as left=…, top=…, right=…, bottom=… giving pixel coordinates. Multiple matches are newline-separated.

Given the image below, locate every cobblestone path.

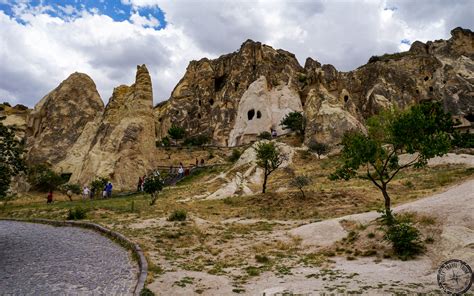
left=0, top=221, right=137, bottom=295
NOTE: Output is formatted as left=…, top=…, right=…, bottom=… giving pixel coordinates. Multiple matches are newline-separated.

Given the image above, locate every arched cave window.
left=198, top=113, right=202, bottom=119
left=256, top=110, right=262, bottom=119
left=443, top=80, right=447, bottom=84
left=158, top=118, right=162, bottom=122
left=252, top=65, right=256, bottom=71
left=248, top=109, right=255, bottom=120
left=344, top=95, right=349, bottom=103
left=198, top=99, right=202, bottom=106
left=209, top=98, right=214, bottom=106
left=424, top=76, right=429, bottom=81
left=234, top=82, right=239, bottom=91
left=175, top=110, right=179, bottom=115
left=416, top=89, right=420, bottom=94
left=429, top=86, right=434, bottom=92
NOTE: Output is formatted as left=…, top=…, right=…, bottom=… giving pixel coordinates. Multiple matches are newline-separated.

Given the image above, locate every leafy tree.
left=167, top=125, right=186, bottom=144
left=0, top=116, right=25, bottom=200
left=330, top=102, right=453, bottom=220
left=28, top=164, right=65, bottom=192
left=280, top=111, right=305, bottom=136
left=308, top=140, right=329, bottom=159
left=143, top=175, right=164, bottom=205
left=255, top=142, right=286, bottom=193
left=290, top=175, right=311, bottom=198
left=90, top=177, right=108, bottom=198
left=257, top=131, right=272, bottom=140
left=59, top=183, right=81, bottom=201
left=228, top=148, right=242, bottom=163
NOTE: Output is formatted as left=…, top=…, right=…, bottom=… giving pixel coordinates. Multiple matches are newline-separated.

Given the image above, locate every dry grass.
left=1, top=144, right=473, bottom=288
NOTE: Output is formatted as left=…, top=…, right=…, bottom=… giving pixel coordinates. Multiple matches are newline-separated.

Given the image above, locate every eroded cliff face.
left=73, top=65, right=156, bottom=190
left=26, top=73, right=104, bottom=165
left=154, top=40, right=304, bottom=146
left=155, top=27, right=473, bottom=147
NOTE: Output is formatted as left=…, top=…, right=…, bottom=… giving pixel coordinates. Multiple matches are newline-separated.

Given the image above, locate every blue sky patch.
left=401, top=39, right=411, bottom=45
left=0, top=0, right=167, bottom=29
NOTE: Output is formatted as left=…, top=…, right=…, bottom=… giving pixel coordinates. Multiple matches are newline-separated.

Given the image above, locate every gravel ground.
left=0, top=221, right=137, bottom=295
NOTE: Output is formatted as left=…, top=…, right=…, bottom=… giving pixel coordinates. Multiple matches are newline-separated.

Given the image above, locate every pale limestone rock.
left=228, top=76, right=303, bottom=146
left=74, top=65, right=156, bottom=190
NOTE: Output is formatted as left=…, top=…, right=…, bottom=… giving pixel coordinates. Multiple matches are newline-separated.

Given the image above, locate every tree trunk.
left=381, top=184, right=392, bottom=219
left=262, top=172, right=268, bottom=194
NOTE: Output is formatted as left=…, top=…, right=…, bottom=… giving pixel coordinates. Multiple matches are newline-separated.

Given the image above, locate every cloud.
left=0, top=0, right=473, bottom=107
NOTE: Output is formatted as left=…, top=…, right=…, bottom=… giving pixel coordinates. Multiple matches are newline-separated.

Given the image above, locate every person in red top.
left=47, top=190, right=53, bottom=204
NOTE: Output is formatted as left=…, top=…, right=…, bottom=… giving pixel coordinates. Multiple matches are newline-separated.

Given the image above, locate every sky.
left=1, top=0, right=473, bottom=107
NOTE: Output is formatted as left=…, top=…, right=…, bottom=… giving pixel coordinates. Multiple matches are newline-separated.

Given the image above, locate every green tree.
left=280, top=111, right=305, bottom=136
left=167, top=125, right=186, bottom=144
left=290, top=175, right=311, bottom=198
left=255, top=142, right=286, bottom=193
left=90, top=177, right=108, bottom=198
left=308, top=140, right=329, bottom=159
left=28, top=164, right=65, bottom=192
left=143, top=175, right=164, bottom=205
left=257, top=131, right=272, bottom=140
left=0, top=116, right=25, bottom=200
left=330, top=102, right=453, bottom=220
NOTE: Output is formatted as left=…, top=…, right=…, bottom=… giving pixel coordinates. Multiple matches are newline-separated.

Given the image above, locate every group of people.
left=81, top=182, right=113, bottom=200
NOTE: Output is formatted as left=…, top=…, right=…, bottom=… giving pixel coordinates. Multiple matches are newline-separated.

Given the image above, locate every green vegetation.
left=167, top=125, right=186, bottom=143
left=59, top=183, right=81, bottom=201
left=90, top=177, right=108, bottom=198
left=28, top=164, right=65, bottom=192
left=255, top=142, right=285, bottom=193
left=143, top=175, right=164, bottom=206
left=183, top=134, right=210, bottom=146
left=383, top=217, right=424, bottom=260
left=67, top=207, right=87, bottom=220
left=308, top=140, right=329, bottom=159
left=330, top=102, right=453, bottom=219
left=168, top=209, right=187, bottom=221
left=257, top=131, right=272, bottom=140
left=228, top=148, right=242, bottom=162
left=0, top=116, right=25, bottom=200
left=290, top=175, right=311, bottom=198
left=280, top=111, right=305, bottom=136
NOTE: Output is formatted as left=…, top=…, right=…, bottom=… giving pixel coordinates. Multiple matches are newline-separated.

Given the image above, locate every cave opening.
left=198, top=113, right=201, bottom=119
left=234, top=82, right=239, bottom=91
left=248, top=109, right=255, bottom=120
left=344, top=95, right=349, bottom=103
left=256, top=110, right=262, bottom=119
left=465, top=114, right=474, bottom=122
left=429, top=86, right=434, bottom=92
left=209, top=98, right=214, bottom=106
left=214, top=75, right=227, bottom=92
left=198, top=99, right=201, bottom=106
left=424, top=76, right=429, bottom=81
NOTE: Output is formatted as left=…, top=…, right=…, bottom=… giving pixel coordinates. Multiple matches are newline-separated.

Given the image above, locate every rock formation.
left=72, top=65, right=156, bottom=190
left=155, top=40, right=304, bottom=146
left=156, top=27, right=473, bottom=146
left=26, top=73, right=104, bottom=165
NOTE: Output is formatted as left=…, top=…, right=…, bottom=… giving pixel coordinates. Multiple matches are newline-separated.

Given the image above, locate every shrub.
left=308, top=140, right=329, bottom=159
left=255, top=254, right=270, bottom=264
left=67, top=207, right=87, bottom=220
left=28, top=164, right=65, bottom=192
left=168, top=209, right=187, bottom=221
left=90, top=177, right=108, bottom=197
left=167, top=125, right=185, bottom=142
left=280, top=111, right=305, bottom=136
left=144, top=175, right=164, bottom=206
left=453, top=131, right=474, bottom=148
left=140, top=288, right=155, bottom=296
left=257, top=131, right=272, bottom=140
left=383, top=221, right=423, bottom=260
left=60, top=183, right=81, bottom=195
left=183, top=134, right=210, bottom=146
left=228, top=148, right=242, bottom=162
left=289, top=175, right=311, bottom=198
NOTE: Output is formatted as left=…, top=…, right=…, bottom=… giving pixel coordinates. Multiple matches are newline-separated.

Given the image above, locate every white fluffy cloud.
left=1, top=0, right=473, bottom=107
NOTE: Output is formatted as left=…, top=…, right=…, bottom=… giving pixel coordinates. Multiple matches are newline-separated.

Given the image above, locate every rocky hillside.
left=8, top=27, right=473, bottom=190
left=156, top=27, right=473, bottom=146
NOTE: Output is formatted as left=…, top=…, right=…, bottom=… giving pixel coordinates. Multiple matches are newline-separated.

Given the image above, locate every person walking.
left=46, top=190, right=53, bottom=204
left=82, top=186, right=90, bottom=200
left=178, top=166, right=184, bottom=178
left=106, top=182, right=113, bottom=198
left=137, top=177, right=143, bottom=192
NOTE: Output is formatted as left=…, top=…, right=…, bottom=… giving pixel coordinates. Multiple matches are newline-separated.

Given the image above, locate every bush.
left=228, top=148, right=242, bottom=162
left=144, top=175, right=164, bottom=205
left=28, top=164, right=65, bottom=192
left=384, top=221, right=424, bottom=260
left=90, top=177, right=108, bottom=196
left=168, top=209, right=187, bottom=221
left=257, top=131, right=272, bottom=140
left=280, top=111, right=305, bottom=136
left=289, top=175, right=311, bottom=198
left=140, top=288, right=155, bottom=296
left=60, top=183, right=81, bottom=195
left=167, top=125, right=185, bottom=142
left=453, top=132, right=474, bottom=148
left=67, top=207, right=87, bottom=220
left=183, top=134, right=210, bottom=146
left=308, top=140, right=329, bottom=159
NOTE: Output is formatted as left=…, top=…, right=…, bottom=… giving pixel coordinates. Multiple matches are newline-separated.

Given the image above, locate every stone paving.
left=0, top=221, right=137, bottom=295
